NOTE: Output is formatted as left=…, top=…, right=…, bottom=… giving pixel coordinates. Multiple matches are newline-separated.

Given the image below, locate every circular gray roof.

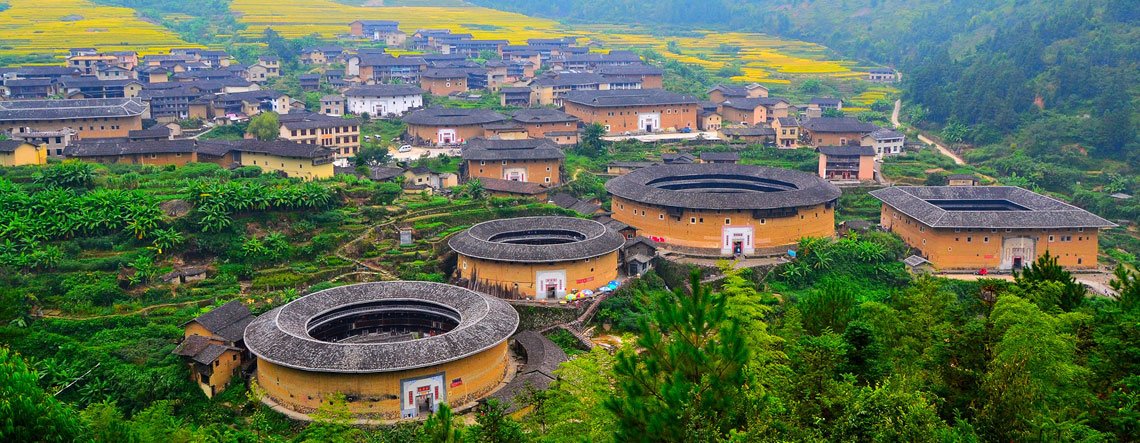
left=604, top=164, right=841, bottom=210
left=449, top=216, right=625, bottom=263
left=243, top=281, right=518, bottom=373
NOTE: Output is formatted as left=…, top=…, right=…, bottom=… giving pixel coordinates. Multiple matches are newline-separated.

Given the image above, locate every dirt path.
left=917, top=133, right=966, bottom=166
left=891, top=99, right=902, bottom=128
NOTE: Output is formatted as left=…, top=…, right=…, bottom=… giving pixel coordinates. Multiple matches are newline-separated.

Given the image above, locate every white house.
left=861, top=127, right=906, bottom=158
left=344, top=84, right=426, bottom=118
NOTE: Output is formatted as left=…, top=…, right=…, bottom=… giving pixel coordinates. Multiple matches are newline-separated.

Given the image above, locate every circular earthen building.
left=243, top=281, right=519, bottom=419
left=605, top=164, right=841, bottom=255
left=449, top=216, right=625, bottom=300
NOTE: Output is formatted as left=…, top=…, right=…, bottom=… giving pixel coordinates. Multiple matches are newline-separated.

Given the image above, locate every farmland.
left=0, top=0, right=195, bottom=62
left=227, top=0, right=874, bottom=85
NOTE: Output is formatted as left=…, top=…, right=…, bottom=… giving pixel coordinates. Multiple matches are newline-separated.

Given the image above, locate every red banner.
left=450, top=378, right=463, bottom=388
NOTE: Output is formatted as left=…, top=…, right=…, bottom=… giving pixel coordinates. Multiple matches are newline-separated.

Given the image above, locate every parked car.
left=363, top=135, right=372, bottom=141
left=398, top=145, right=412, bottom=153
left=679, top=127, right=692, bottom=133
left=974, top=268, right=988, bottom=276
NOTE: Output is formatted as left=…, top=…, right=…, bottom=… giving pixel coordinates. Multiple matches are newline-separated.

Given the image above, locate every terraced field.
left=229, top=0, right=870, bottom=85
left=0, top=0, right=196, bottom=61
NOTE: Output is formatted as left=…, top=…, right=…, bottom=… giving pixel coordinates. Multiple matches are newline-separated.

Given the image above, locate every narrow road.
left=891, top=99, right=902, bottom=128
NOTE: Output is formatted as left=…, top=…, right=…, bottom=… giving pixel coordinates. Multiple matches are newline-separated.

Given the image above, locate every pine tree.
left=605, top=270, right=749, bottom=442
left=1014, top=250, right=1086, bottom=312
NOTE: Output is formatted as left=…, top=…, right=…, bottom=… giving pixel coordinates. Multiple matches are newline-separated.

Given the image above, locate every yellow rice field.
left=0, top=0, right=197, bottom=60
left=228, top=1, right=859, bottom=84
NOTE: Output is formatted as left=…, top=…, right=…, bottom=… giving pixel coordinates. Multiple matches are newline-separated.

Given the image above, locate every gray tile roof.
left=776, top=117, right=800, bottom=126
left=866, top=127, right=904, bottom=140
left=65, top=139, right=197, bottom=157
left=401, top=107, right=509, bottom=127
left=870, top=186, right=1118, bottom=229
left=720, top=97, right=789, bottom=110
left=512, top=108, right=579, bottom=124
left=598, top=64, right=664, bottom=76
left=0, top=141, right=35, bottom=152
left=700, top=151, right=740, bottom=162
left=529, top=73, right=608, bottom=88
left=0, top=98, right=146, bottom=121
left=462, top=137, right=565, bottom=161
left=185, top=300, right=253, bottom=343
left=343, top=84, right=425, bottom=97
left=802, top=117, right=878, bottom=133
left=562, top=89, right=698, bottom=107
left=605, top=164, right=842, bottom=211
left=479, top=177, right=546, bottom=195
left=243, top=282, right=519, bottom=373
left=818, top=145, right=875, bottom=156
left=421, top=68, right=472, bottom=79
left=234, top=140, right=336, bottom=159
left=449, top=216, right=625, bottom=263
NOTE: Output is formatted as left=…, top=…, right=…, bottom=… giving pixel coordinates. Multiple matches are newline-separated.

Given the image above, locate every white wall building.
left=344, top=85, right=425, bottom=118
left=862, top=127, right=906, bottom=158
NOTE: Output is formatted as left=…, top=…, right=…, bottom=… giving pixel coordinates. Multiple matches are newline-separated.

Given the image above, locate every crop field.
left=228, top=1, right=864, bottom=84
left=0, top=0, right=196, bottom=61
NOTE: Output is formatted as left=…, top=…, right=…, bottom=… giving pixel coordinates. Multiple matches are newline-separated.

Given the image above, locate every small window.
left=1049, top=235, right=1055, bottom=242
left=984, top=237, right=989, bottom=243
left=659, top=214, right=664, bottom=220
left=690, top=217, right=696, bottom=224
left=966, top=237, right=972, bottom=242
left=725, top=218, right=731, bottom=225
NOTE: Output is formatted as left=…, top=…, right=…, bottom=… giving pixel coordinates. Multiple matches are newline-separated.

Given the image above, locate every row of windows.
left=605, top=108, right=691, bottom=117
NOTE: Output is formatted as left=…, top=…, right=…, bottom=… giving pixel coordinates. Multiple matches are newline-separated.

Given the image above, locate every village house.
left=947, top=174, right=980, bottom=186
left=480, top=177, right=549, bottom=200
left=402, top=107, right=509, bottom=146
left=350, top=20, right=407, bottom=46
left=420, top=68, right=470, bottom=95
left=871, top=186, right=1116, bottom=270
left=801, top=117, right=879, bottom=146
left=598, top=64, right=665, bottom=89
left=67, top=53, right=118, bottom=75
left=95, top=65, right=135, bottom=81
left=528, top=72, right=641, bottom=107
left=58, top=78, right=143, bottom=99
left=278, top=112, right=361, bottom=159
left=401, top=166, right=458, bottom=191
left=0, top=97, right=145, bottom=139
left=344, top=84, right=425, bottom=118
left=809, top=97, right=843, bottom=112
left=3, top=78, right=59, bottom=99
left=137, top=66, right=170, bottom=84
left=320, top=95, right=345, bottom=116
left=707, top=83, right=769, bottom=103
left=718, top=97, right=790, bottom=126
left=64, top=140, right=202, bottom=167
left=300, top=46, right=345, bottom=65
left=772, top=117, right=800, bottom=148
left=861, top=127, right=906, bottom=158
left=697, top=109, right=723, bottom=131
left=0, top=140, right=46, bottom=166
left=461, top=137, right=565, bottom=186
left=548, top=50, right=643, bottom=70
left=499, top=86, right=534, bottom=107
left=510, top=108, right=581, bottom=143
left=662, top=153, right=696, bottom=164
left=6, top=127, right=78, bottom=157
left=347, top=53, right=427, bottom=84
left=231, top=140, right=337, bottom=180
left=562, top=89, right=699, bottom=134
left=127, top=122, right=182, bottom=142
left=210, top=90, right=290, bottom=118
left=817, top=145, right=876, bottom=181
left=868, top=68, right=898, bottom=83
left=298, top=74, right=321, bottom=90
left=173, top=300, right=254, bottom=398
left=606, top=161, right=659, bottom=175
left=482, top=122, right=530, bottom=140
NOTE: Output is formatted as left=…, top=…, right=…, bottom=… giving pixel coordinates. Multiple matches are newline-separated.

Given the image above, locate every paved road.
left=389, top=146, right=461, bottom=161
